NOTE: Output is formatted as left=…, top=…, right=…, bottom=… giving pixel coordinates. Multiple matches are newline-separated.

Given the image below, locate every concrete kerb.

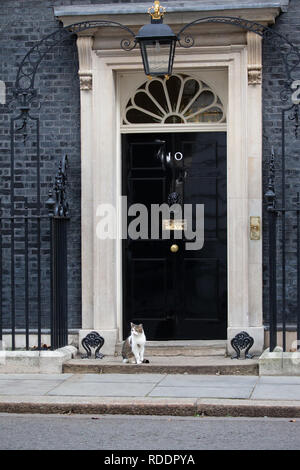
left=0, top=346, right=77, bottom=374
left=0, top=397, right=299, bottom=417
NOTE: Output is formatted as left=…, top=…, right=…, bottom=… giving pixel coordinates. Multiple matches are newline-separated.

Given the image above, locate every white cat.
left=122, top=323, right=147, bottom=364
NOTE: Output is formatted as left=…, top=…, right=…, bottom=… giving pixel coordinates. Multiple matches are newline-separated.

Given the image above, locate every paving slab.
left=259, top=376, right=300, bottom=385
left=0, top=374, right=72, bottom=381
left=158, top=374, right=258, bottom=387
left=0, top=373, right=298, bottom=417
left=149, top=386, right=253, bottom=399
left=0, top=379, right=63, bottom=396
left=67, top=373, right=166, bottom=383
left=251, top=383, right=300, bottom=401
left=47, top=381, right=157, bottom=397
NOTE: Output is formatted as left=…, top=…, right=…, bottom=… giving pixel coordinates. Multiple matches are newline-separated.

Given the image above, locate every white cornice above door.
left=54, top=0, right=288, bottom=23
left=55, top=0, right=286, bottom=31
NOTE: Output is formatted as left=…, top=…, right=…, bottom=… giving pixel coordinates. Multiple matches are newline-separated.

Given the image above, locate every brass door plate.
left=163, top=219, right=186, bottom=231
left=250, top=216, right=261, bottom=240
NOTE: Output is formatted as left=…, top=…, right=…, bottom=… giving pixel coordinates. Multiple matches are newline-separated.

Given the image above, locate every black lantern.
left=136, top=1, right=177, bottom=78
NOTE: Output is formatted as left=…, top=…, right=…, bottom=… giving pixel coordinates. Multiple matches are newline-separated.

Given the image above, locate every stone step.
left=63, top=355, right=259, bottom=376
left=115, top=340, right=227, bottom=357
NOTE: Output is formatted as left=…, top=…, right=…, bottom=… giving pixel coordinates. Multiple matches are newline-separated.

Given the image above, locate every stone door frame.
left=77, top=39, right=264, bottom=355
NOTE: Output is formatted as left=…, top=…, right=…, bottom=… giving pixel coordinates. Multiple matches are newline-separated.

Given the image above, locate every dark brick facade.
left=0, top=0, right=82, bottom=329
left=0, top=0, right=300, bottom=332
left=262, top=0, right=300, bottom=326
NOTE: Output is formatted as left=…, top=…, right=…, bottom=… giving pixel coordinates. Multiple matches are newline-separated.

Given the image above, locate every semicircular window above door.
left=122, top=74, right=226, bottom=127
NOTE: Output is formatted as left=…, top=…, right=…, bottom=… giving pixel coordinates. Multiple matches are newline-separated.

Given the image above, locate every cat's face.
left=130, top=322, right=144, bottom=335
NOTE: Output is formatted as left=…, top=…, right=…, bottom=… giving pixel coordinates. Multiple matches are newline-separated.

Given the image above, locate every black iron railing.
left=46, top=155, right=70, bottom=350
left=0, top=156, right=69, bottom=351
left=266, top=147, right=300, bottom=352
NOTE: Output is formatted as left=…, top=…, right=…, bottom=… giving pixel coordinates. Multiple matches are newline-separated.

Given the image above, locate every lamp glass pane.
left=144, top=40, right=172, bottom=75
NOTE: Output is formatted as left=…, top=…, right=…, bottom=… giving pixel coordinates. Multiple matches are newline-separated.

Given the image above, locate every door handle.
left=170, top=244, right=179, bottom=253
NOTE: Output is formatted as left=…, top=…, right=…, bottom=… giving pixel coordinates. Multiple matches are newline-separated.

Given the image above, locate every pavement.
left=0, top=373, right=300, bottom=417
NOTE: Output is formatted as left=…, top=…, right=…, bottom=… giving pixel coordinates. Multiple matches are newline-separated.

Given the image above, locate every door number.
left=166, top=152, right=184, bottom=162
left=174, top=152, right=183, bottom=161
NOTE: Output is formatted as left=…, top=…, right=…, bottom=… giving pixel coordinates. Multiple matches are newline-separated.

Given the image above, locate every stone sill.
left=259, top=347, right=300, bottom=376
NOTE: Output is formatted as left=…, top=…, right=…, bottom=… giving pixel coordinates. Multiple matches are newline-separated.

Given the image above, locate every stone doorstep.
left=0, top=346, right=77, bottom=374
left=63, top=355, right=259, bottom=375
left=115, top=340, right=227, bottom=357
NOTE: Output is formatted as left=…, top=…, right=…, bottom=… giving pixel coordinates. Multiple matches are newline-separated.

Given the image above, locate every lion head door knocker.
left=81, top=331, right=105, bottom=359
left=231, top=331, right=254, bottom=359
left=167, top=191, right=182, bottom=206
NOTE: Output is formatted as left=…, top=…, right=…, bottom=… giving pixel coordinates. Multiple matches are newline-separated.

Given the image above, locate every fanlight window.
left=123, top=74, right=226, bottom=125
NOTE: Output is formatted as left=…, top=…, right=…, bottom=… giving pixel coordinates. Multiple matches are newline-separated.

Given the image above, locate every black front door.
left=122, top=132, right=227, bottom=340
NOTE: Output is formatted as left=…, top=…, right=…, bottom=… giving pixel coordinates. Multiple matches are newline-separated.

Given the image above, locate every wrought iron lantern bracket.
left=14, top=21, right=137, bottom=109
left=11, top=11, right=300, bottom=109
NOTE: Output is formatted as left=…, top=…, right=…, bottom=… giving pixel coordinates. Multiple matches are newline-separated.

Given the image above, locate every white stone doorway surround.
left=55, top=6, right=277, bottom=356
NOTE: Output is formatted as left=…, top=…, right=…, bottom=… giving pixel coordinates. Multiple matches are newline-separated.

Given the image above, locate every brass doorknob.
left=170, top=244, right=179, bottom=253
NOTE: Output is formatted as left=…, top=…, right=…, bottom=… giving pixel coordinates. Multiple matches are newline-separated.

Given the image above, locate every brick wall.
left=0, top=0, right=300, bottom=331
left=0, top=0, right=83, bottom=330
left=262, top=0, right=300, bottom=326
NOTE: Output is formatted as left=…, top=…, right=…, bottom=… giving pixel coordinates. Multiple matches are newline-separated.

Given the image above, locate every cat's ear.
left=139, top=324, right=143, bottom=328
left=130, top=322, right=134, bottom=328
